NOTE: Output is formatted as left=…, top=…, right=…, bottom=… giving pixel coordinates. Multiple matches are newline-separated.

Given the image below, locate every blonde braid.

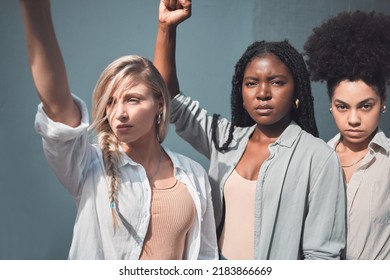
left=99, top=131, right=121, bottom=229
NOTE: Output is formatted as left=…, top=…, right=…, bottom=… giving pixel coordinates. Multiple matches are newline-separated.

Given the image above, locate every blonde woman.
left=20, top=0, right=217, bottom=260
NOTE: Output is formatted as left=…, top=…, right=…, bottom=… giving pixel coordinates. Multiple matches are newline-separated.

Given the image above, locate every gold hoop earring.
left=295, top=99, right=300, bottom=109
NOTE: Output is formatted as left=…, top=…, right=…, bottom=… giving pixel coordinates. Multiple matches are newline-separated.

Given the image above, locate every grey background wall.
left=1, top=0, right=389, bottom=259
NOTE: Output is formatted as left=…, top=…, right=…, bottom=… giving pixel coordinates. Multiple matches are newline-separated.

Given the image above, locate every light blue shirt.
left=34, top=94, right=218, bottom=260
left=170, top=93, right=346, bottom=259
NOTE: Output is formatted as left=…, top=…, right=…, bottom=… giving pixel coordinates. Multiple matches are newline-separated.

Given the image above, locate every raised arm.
left=20, top=0, right=80, bottom=127
left=154, top=0, right=191, bottom=98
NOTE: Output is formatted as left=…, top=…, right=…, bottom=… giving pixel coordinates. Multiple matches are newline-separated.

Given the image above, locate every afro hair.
left=304, top=10, right=390, bottom=97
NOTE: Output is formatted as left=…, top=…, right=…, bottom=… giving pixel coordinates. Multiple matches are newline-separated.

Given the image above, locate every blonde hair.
left=90, top=55, right=170, bottom=228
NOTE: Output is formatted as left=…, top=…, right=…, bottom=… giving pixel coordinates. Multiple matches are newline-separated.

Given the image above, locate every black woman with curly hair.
left=154, top=0, right=346, bottom=260
left=305, top=10, right=390, bottom=260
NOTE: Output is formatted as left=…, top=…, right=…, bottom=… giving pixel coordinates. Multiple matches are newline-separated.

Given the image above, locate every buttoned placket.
left=345, top=148, right=374, bottom=255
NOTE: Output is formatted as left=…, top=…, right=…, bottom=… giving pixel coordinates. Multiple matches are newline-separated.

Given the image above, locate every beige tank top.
left=219, top=169, right=257, bottom=259
left=139, top=180, right=195, bottom=260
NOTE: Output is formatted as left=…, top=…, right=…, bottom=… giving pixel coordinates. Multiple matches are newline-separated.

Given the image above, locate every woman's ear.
left=157, top=95, right=164, bottom=112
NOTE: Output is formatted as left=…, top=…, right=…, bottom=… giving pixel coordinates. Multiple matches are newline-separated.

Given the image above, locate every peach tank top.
left=219, top=169, right=257, bottom=259
left=139, top=180, right=195, bottom=260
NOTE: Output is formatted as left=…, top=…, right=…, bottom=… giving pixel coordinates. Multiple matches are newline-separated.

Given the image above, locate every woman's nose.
left=347, top=109, right=361, bottom=126
left=256, top=83, right=271, bottom=100
left=115, top=104, right=129, bottom=121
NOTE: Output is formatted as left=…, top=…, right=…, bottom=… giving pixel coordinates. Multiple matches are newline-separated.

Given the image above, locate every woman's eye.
left=361, top=103, right=373, bottom=110
left=272, top=80, right=286, bottom=86
left=336, top=105, right=347, bottom=111
left=245, top=82, right=256, bottom=87
left=126, top=97, right=139, bottom=103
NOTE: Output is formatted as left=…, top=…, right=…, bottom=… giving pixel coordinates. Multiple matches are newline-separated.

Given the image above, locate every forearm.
left=154, top=0, right=191, bottom=99
left=154, top=23, right=180, bottom=98
left=20, top=0, right=80, bottom=127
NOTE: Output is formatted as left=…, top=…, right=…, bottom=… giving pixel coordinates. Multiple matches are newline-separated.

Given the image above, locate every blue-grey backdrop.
left=1, top=0, right=389, bottom=259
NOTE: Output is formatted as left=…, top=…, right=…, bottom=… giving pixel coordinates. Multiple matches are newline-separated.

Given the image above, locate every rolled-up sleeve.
left=34, top=94, right=93, bottom=201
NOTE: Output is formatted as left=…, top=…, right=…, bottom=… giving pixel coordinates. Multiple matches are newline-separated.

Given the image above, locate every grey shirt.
left=329, top=129, right=390, bottom=259
left=170, top=93, right=346, bottom=259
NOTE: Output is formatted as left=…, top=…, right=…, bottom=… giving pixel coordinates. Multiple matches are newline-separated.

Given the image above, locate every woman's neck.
left=122, top=137, right=162, bottom=165
left=253, top=119, right=290, bottom=144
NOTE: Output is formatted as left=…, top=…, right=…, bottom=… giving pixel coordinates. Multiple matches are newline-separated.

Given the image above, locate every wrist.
left=158, top=21, right=178, bottom=34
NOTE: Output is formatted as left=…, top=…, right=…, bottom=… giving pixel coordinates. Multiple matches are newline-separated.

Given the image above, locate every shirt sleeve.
left=170, top=93, right=225, bottom=159
left=34, top=94, right=94, bottom=201
left=302, top=150, right=346, bottom=259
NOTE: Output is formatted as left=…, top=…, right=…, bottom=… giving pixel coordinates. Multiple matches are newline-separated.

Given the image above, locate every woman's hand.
left=158, top=0, right=191, bottom=29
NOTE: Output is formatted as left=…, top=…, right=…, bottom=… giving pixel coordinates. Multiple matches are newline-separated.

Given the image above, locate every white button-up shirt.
left=34, top=95, right=218, bottom=260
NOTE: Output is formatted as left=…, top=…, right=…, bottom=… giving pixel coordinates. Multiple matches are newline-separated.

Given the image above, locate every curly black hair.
left=212, top=40, right=319, bottom=152
left=304, top=10, right=390, bottom=99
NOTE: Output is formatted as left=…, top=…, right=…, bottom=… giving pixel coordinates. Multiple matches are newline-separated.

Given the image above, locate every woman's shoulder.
left=298, top=130, right=337, bottom=157
left=282, top=122, right=334, bottom=153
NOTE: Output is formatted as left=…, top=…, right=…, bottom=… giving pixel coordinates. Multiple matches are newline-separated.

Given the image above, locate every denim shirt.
left=170, top=93, right=346, bottom=259
left=34, top=94, right=218, bottom=260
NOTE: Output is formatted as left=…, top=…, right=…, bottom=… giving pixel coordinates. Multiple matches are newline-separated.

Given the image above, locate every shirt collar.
left=117, top=146, right=138, bottom=168
left=369, top=128, right=389, bottom=155
left=243, top=121, right=302, bottom=149
left=116, top=145, right=185, bottom=172
left=328, top=128, right=389, bottom=155
left=271, top=121, right=302, bottom=148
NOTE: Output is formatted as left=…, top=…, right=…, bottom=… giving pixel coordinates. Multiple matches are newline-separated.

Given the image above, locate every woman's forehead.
left=110, top=82, right=152, bottom=98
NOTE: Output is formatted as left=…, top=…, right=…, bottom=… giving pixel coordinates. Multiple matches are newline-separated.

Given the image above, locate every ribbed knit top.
left=139, top=180, right=195, bottom=259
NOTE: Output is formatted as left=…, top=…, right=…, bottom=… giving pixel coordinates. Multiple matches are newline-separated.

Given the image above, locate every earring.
left=295, top=99, right=300, bottom=109
left=329, top=108, right=333, bottom=114
left=157, top=113, right=162, bottom=125
left=382, top=105, right=387, bottom=114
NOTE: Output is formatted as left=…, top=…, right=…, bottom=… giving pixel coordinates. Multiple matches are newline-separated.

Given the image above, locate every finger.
left=176, top=0, right=183, bottom=10
left=162, top=0, right=170, bottom=8
left=162, top=0, right=175, bottom=10
left=178, top=0, right=191, bottom=14
left=168, top=0, right=178, bottom=10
